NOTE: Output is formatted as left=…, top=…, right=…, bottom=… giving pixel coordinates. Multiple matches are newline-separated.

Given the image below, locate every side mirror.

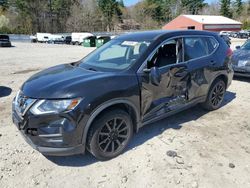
left=147, top=67, right=161, bottom=86
left=236, top=46, right=241, bottom=50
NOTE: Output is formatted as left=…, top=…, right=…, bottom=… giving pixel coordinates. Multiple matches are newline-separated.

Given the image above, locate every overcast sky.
left=123, top=0, right=219, bottom=7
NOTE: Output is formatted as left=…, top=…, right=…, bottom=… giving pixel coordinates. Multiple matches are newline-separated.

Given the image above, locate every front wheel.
left=201, top=79, right=226, bottom=111
left=87, top=110, right=133, bottom=160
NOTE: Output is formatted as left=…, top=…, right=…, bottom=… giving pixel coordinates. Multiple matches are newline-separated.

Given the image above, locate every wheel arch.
left=205, top=73, right=228, bottom=99
left=82, top=99, right=140, bottom=146
left=214, top=74, right=228, bottom=87
left=209, top=73, right=228, bottom=91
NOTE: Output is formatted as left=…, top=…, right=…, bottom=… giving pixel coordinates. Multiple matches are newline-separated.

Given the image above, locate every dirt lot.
left=0, top=41, right=250, bottom=188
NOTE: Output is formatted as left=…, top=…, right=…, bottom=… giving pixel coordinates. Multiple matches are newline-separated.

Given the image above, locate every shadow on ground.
left=0, top=86, right=12, bottom=98
left=47, top=91, right=236, bottom=167
left=233, top=76, right=250, bottom=83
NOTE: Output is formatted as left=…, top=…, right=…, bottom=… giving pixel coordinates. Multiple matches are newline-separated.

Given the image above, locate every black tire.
left=87, top=109, right=133, bottom=160
left=201, top=79, right=226, bottom=111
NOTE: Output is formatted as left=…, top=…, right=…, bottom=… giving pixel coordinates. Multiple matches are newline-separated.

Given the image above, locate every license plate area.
left=234, top=67, right=246, bottom=72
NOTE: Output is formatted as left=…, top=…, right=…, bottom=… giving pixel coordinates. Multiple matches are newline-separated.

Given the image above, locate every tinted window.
left=207, top=37, right=219, bottom=53
left=184, top=37, right=210, bottom=61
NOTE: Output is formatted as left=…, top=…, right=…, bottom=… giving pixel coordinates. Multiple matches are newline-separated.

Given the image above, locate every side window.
left=147, top=38, right=183, bottom=69
left=184, top=37, right=210, bottom=61
left=207, top=37, right=219, bottom=54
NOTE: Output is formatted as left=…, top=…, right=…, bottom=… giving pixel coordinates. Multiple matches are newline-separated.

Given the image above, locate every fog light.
left=39, top=118, right=75, bottom=135
left=27, top=128, right=38, bottom=136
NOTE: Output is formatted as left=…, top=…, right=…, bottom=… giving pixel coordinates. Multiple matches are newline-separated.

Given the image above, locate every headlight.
left=30, top=98, right=82, bottom=115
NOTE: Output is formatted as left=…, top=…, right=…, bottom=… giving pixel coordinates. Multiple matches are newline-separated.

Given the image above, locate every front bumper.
left=12, top=101, right=86, bottom=156
left=19, top=129, right=85, bottom=156
left=233, top=65, right=250, bottom=77
left=0, top=41, right=11, bottom=47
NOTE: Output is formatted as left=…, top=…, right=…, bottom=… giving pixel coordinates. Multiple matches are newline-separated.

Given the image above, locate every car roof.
left=115, top=30, right=218, bottom=41
left=0, top=34, right=9, bottom=37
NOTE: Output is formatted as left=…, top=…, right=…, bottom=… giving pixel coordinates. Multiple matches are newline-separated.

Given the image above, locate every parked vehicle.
left=30, top=35, right=37, bottom=43
left=36, top=33, right=52, bottom=43
left=12, top=30, right=233, bottom=160
left=229, top=32, right=238, bottom=38
left=48, top=34, right=65, bottom=44
left=237, top=31, right=249, bottom=39
left=0, top=35, right=11, bottom=47
left=71, top=32, right=94, bottom=45
left=65, top=36, right=72, bottom=45
left=232, top=39, right=250, bottom=77
left=219, top=31, right=231, bottom=36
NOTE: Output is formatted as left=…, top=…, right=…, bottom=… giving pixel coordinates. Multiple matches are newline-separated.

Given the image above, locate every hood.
left=232, top=49, right=250, bottom=61
left=21, top=64, right=111, bottom=99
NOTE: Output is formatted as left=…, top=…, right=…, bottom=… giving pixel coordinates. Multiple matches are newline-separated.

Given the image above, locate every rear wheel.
left=202, top=79, right=226, bottom=111
left=87, top=110, right=133, bottom=160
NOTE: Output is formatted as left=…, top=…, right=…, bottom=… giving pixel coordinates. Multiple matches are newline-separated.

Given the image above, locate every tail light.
left=227, top=48, right=233, bottom=57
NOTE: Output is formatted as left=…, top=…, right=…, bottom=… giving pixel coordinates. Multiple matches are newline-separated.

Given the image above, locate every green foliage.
left=118, top=0, right=124, bottom=7
left=145, top=0, right=165, bottom=22
left=0, top=0, right=8, bottom=7
left=181, top=0, right=207, bottom=15
left=220, top=0, right=232, bottom=18
left=0, top=0, right=248, bottom=34
left=0, top=26, right=11, bottom=33
left=0, top=14, right=8, bottom=27
left=50, top=0, right=74, bottom=32
left=242, top=20, right=250, bottom=30
left=234, top=0, right=243, bottom=16
left=247, top=0, right=250, bottom=15
left=98, top=0, right=122, bottom=31
left=0, top=0, right=8, bottom=12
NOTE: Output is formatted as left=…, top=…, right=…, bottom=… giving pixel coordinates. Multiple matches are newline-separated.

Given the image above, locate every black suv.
left=12, top=30, right=233, bottom=160
left=0, top=34, right=11, bottom=47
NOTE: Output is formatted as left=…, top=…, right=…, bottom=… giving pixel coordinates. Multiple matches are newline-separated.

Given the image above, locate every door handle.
left=210, top=60, right=216, bottom=66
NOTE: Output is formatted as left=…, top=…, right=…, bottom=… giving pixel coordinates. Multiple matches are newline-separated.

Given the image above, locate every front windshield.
left=241, top=40, right=250, bottom=50
left=79, top=39, right=151, bottom=71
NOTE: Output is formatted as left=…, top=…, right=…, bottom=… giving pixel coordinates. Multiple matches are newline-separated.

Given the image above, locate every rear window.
left=0, top=35, right=9, bottom=41
left=207, top=37, right=219, bottom=53
left=184, top=37, right=218, bottom=61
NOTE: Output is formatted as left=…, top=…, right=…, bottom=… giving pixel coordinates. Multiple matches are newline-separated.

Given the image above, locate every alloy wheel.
left=98, top=118, right=130, bottom=153
left=211, top=82, right=225, bottom=107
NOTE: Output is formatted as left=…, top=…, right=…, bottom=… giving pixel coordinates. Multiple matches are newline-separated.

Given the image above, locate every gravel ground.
left=0, top=42, right=250, bottom=188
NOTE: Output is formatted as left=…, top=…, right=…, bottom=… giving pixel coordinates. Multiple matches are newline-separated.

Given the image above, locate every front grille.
left=14, top=91, right=36, bottom=117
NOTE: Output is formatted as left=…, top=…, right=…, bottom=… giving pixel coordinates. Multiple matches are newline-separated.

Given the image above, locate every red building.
left=162, top=15, right=242, bottom=32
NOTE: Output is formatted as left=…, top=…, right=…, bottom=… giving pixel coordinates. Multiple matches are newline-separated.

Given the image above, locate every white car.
left=36, top=33, right=52, bottom=43
left=71, top=32, right=94, bottom=45
left=219, top=31, right=231, bottom=36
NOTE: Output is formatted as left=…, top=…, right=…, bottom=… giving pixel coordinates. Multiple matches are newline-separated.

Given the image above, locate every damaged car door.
left=183, top=36, right=219, bottom=100
left=140, top=38, right=190, bottom=123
